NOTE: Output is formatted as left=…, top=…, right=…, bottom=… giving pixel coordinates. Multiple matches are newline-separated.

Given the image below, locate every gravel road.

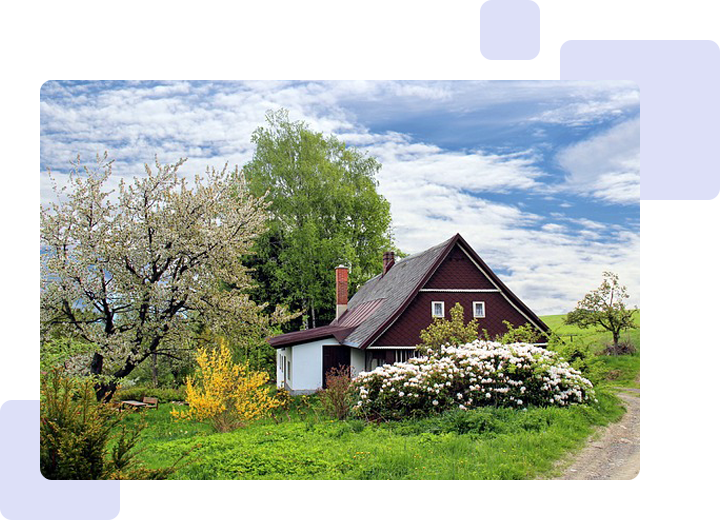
left=554, top=389, right=640, bottom=480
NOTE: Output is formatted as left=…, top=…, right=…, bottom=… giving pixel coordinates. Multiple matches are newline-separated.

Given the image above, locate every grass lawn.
left=121, top=388, right=624, bottom=480
left=118, top=312, right=639, bottom=480
left=540, top=311, right=640, bottom=353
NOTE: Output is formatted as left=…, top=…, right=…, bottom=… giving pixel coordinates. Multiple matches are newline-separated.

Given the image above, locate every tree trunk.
left=613, top=330, right=620, bottom=348
left=89, top=352, right=113, bottom=402
left=94, top=381, right=118, bottom=403
left=302, top=299, right=309, bottom=330
left=89, top=338, right=160, bottom=401
left=311, top=302, right=316, bottom=329
left=151, top=351, right=159, bottom=388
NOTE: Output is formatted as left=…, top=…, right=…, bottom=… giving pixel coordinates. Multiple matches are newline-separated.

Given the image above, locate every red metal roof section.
left=268, top=298, right=385, bottom=348
left=335, top=298, right=385, bottom=327
left=267, top=325, right=354, bottom=348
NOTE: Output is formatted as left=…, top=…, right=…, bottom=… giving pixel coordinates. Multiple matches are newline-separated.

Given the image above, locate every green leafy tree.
left=418, top=303, right=480, bottom=352
left=565, top=271, right=638, bottom=348
left=244, top=109, right=396, bottom=329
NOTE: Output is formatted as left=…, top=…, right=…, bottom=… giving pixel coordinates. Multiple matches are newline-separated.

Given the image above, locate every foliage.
left=543, top=312, right=640, bottom=388
left=100, top=310, right=636, bottom=480
left=172, top=339, right=280, bottom=432
left=353, top=341, right=595, bottom=421
left=547, top=337, right=607, bottom=387
left=40, top=370, right=183, bottom=479
left=40, top=337, right=95, bottom=373
left=418, top=303, right=480, bottom=353
left=484, top=320, right=546, bottom=345
left=565, top=272, right=638, bottom=347
left=317, top=366, right=354, bottom=420
left=601, top=337, right=637, bottom=356
left=244, top=109, right=396, bottom=328
left=40, top=153, right=294, bottom=400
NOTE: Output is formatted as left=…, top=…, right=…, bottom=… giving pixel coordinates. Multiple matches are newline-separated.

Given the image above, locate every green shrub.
left=484, top=320, right=547, bottom=344
left=549, top=332, right=639, bottom=388
left=418, top=303, right=480, bottom=354
left=41, top=370, right=186, bottom=479
left=353, top=341, right=596, bottom=421
left=601, top=338, right=637, bottom=356
left=317, top=366, right=354, bottom=420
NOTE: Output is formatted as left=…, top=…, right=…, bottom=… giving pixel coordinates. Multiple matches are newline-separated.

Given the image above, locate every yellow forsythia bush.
left=172, top=339, right=279, bottom=432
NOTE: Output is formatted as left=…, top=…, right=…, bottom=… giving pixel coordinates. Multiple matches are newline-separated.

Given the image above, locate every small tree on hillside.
left=565, top=271, right=637, bottom=348
left=418, top=303, right=479, bottom=353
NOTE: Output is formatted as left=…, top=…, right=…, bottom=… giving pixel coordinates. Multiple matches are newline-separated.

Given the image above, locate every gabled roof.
left=268, top=233, right=549, bottom=349
left=337, top=237, right=453, bottom=348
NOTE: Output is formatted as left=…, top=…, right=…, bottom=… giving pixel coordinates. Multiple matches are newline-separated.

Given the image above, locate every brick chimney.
left=382, top=251, right=395, bottom=276
left=335, top=265, right=349, bottom=319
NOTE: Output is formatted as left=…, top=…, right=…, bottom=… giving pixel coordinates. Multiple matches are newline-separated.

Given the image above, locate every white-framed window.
left=395, top=349, right=416, bottom=363
left=431, top=301, right=445, bottom=318
left=473, top=301, right=486, bottom=318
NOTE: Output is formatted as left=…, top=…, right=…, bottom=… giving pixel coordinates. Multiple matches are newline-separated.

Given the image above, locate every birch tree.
left=41, top=154, right=290, bottom=400
left=244, top=109, right=395, bottom=329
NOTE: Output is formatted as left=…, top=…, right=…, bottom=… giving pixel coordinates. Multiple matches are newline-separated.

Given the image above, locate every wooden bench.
left=120, top=399, right=147, bottom=410
left=143, top=397, right=159, bottom=409
left=120, top=397, right=159, bottom=410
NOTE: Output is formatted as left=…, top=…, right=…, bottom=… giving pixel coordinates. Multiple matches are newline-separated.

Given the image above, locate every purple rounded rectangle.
left=480, top=0, right=540, bottom=60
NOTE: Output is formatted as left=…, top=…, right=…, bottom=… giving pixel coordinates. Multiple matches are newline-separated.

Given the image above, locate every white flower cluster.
left=352, top=340, right=595, bottom=419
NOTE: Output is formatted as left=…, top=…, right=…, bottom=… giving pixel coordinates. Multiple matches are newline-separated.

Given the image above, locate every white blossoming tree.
left=41, top=154, right=292, bottom=400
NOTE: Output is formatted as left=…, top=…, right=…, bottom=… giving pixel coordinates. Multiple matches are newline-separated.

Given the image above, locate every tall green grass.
left=122, top=388, right=623, bottom=480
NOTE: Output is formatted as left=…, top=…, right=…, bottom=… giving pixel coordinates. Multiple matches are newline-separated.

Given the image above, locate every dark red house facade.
left=269, top=233, right=549, bottom=394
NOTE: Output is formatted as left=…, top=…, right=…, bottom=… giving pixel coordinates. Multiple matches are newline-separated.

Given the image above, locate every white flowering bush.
left=352, top=340, right=595, bottom=420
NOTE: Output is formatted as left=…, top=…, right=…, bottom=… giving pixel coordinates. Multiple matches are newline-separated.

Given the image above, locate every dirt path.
left=554, top=389, right=640, bottom=480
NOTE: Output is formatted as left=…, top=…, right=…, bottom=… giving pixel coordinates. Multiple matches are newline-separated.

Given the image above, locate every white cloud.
left=530, top=82, right=639, bottom=126
left=40, top=80, right=640, bottom=315
left=556, top=117, right=640, bottom=204
left=369, top=134, right=544, bottom=194
left=382, top=176, right=640, bottom=314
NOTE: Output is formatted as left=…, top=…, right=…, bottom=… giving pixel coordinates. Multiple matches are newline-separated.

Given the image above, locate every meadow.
left=121, top=389, right=623, bottom=479
left=120, top=313, right=639, bottom=480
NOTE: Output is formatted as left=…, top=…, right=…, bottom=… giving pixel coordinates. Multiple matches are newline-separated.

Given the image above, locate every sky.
left=40, top=80, right=640, bottom=315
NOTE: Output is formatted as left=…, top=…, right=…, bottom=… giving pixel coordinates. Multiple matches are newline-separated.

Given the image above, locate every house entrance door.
left=322, top=345, right=351, bottom=388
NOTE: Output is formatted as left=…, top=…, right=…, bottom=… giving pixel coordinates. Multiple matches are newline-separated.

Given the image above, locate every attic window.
left=473, top=301, right=486, bottom=318
left=431, top=301, right=445, bottom=318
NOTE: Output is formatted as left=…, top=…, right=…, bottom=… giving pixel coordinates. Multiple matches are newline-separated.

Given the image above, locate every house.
left=269, top=233, right=550, bottom=394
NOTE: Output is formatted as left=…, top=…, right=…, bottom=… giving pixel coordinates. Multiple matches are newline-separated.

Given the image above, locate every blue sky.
left=40, top=80, right=640, bottom=314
